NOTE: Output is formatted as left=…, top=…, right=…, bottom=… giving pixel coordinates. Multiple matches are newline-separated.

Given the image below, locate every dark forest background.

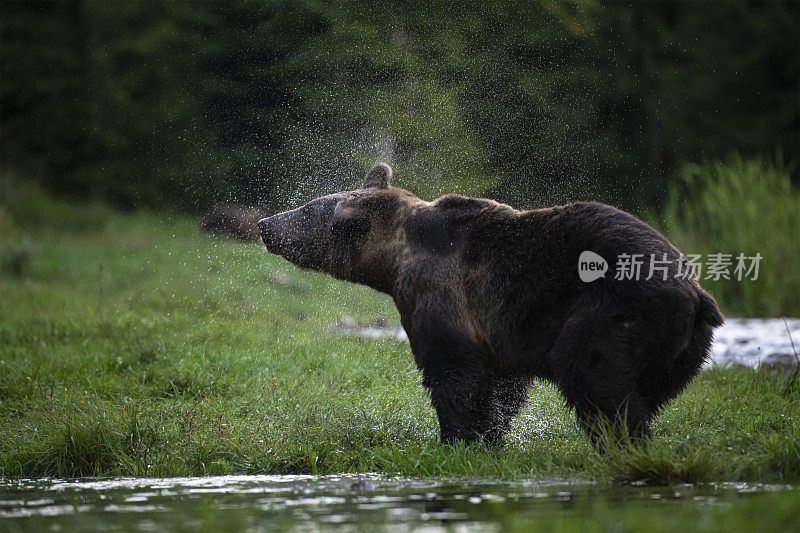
left=1, top=0, right=798, bottom=212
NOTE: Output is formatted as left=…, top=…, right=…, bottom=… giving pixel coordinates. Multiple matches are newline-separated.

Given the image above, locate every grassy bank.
left=1, top=192, right=798, bottom=482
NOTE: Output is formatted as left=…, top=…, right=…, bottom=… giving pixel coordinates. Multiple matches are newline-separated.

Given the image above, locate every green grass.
left=1, top=190, right=799, bottom=483
left=644, top=154, right=800, bottom=317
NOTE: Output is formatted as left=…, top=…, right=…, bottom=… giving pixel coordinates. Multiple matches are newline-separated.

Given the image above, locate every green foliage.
left=1, top=1, right=797, bottom=211
left=0, top=2, right=199, bottom=208
left=2, top=182, right=110, bottom=234
left=1, top=194, right=798, bottom=482
left=648, top=155, right=800, bottom=317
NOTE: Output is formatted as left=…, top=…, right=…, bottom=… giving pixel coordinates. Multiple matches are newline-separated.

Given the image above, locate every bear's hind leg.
left=572, top=384, right=653, bottom=446
left=638, top=318, right=712, bottom=415
left=547, top=304, right=655, bottom=447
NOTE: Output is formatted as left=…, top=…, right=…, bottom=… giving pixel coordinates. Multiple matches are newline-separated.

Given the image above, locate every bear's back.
left=459, top=200, right=699, bottom=312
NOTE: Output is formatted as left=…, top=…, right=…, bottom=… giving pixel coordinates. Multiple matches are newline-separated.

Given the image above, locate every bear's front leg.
left=423, top=367, right=495, bottom=444
left=402, top=301, right=498, bottom=444
left=482, top=374, right=531, bottom=443
left=423, top=370, right=531, bottom=444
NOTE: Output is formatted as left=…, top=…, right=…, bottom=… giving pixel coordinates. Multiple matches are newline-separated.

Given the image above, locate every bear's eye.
left=331, top=216, right=371, bottom=243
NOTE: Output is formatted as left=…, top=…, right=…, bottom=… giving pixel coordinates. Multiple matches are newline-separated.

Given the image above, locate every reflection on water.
left=0, top=474, right=796, bottom=531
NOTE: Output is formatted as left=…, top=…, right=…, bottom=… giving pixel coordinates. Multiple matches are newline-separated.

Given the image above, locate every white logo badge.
left=578, top=251, right=608, bottom=282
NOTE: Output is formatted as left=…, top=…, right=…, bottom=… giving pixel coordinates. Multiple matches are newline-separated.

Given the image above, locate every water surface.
left=1, top=475, right=796, bottom=532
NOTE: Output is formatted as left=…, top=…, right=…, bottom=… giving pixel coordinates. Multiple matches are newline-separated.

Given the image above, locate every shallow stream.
left=333, top=317, right=800, bottom=371
left=1, top=475, right=796, bottom=531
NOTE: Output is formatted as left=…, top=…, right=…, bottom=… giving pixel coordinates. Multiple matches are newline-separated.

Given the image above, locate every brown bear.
left=258, top=163, right=723, bottom=445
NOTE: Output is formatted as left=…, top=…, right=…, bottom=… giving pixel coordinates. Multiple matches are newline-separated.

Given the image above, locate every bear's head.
left=258, top=163, right=411, bottom=292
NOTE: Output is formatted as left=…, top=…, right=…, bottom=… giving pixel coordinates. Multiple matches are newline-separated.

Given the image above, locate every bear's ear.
left=363, top=163, right=392, bottom=189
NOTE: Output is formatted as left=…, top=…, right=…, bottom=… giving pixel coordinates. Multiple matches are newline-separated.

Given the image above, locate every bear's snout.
left=258, top=216, right=280, bottom=250
left=258, top=211, right=305, bottom=258
left=258, top=214, right=287, bottom=240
